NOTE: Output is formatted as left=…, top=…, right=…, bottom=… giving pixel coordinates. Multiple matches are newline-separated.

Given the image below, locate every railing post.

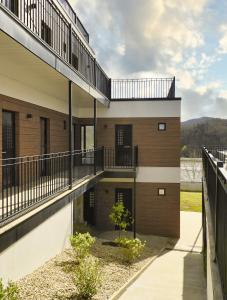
left=93, top=98, right=97, bottom=175
left=69, top=24, right=72, bottom=65
left=68, top=80, right=73, bottom=189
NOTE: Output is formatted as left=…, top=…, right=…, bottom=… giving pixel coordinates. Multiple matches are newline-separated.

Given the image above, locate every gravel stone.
left=17, top=232, right=172, bottom=299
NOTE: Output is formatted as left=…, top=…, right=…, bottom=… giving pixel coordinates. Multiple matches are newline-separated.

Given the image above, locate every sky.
left=70, top=0, right=227, bottom=121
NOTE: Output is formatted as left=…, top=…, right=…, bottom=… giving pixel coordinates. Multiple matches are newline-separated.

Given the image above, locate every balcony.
left=0, top=0, right=110, bottom=99
left=111, top=77, right=176, bottom=100
left=0, top=146, right=138, bottom=226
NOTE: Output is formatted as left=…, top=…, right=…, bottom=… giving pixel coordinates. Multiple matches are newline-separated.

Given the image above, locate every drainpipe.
left=133, top=146, right=138, bottom=239
left=69, top=80, right=73, bottom=189
left=93, top=98, right=97, bottom=175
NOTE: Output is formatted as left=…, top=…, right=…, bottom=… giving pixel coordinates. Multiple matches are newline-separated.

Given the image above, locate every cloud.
left=219, top=24, right=227, bottom=53
left=71, top=0, right=209, bottom=77
left=70, top=0, right=227, bottom=121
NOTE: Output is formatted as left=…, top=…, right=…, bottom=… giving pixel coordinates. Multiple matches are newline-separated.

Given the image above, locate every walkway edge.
left=109, top=247, right=166, bottom=300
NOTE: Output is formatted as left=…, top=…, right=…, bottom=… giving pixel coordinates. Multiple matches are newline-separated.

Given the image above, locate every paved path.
left=118, top=212, right=206, bottom=300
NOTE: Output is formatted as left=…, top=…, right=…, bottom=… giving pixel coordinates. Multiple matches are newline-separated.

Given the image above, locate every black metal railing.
left=104, top=146, right=138, bottom=169
left=202, top=147, right=227, bottom=298
left=0, top=0, right=110, bottom=98
left=58, top=0, right=89, bottom=42
left=111, top=77, right=175, bottom=100
left=0, top=148, right=103, bottom=224
left=205, top=146, right=227, bottom=164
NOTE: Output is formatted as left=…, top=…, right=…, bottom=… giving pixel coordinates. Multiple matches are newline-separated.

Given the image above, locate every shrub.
left=115, top=237, right=146, bottom=264
left=70, top=232, right=95, bottom=260
left=109, top=200, right=133, bottom=237
left=0, top=279, right=20, bottom=300
left=73, top=255, right=101, bottom=299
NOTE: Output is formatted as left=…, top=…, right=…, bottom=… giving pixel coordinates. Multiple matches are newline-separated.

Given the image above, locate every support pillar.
left=69, top=80, right=73, bottom=189
left=93, top=98, right=97, bottom=175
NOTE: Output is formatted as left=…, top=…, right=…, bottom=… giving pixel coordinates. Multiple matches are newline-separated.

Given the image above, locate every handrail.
left=111, top=77, right=175, bottom=100
left=0, top=148, right=104, bottom=225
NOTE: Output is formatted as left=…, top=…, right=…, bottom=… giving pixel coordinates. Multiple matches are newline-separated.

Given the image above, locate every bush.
left=70, top=232, right=95, bottom=261
left=0, top=279, right=19, bottom=300
left=115, top=237, right=146, bottom=264
left=73, top=255, right=101, bottom=299
left=109, top=200, right=133, bottom=237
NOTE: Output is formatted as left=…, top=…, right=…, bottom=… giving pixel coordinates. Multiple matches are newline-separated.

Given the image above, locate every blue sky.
left=70, top=0, right=227, bottom=121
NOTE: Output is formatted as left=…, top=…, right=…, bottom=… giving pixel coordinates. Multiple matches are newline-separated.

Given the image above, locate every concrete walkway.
left=118, top=212, right=206, bottom=300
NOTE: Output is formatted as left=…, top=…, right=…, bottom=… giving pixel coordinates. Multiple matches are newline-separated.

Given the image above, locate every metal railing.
left=0, top=0, right=110, bottom=98
left=58, top=0, right=89, bottom=42
left=111, top=77, right=175, bottom=100
left=104, top=146, right=138, bottom=169
left=0, top=148, right=103, bottom=225
left=205, top=146, right=227, bottom=164
left=202, top=147, right=227, bottom=298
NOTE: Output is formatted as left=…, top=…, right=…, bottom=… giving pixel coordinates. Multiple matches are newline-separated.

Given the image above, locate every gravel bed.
left=17, top=233, right=172, bottom=300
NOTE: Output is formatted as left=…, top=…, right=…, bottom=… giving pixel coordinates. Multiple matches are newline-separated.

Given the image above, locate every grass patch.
left=180, top=191, right=202, bottom=212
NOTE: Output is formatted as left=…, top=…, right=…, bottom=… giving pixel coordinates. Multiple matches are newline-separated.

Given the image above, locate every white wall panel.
left=137, top=167, right=180, bottom=183
left=0, top=202, right=73, bottom=283
left=0, top=74, right=68, bottom=114
left=98, top=100, right=181, bottom=118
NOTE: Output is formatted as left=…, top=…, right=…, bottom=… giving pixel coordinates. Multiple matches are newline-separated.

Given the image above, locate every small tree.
left=109, top=200, right=133, bottom=237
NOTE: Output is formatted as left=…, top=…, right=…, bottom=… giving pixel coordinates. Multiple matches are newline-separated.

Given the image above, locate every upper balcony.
left=111, top=77, right=177, bottom=101
left=0, top=0, right=110, bottom=101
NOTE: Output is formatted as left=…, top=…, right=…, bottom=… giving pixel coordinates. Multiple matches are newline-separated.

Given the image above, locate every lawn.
left=180, top=191, right=202, bottom=212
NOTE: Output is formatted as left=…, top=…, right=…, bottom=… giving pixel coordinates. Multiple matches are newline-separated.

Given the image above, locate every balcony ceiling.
left=0, top=31, right=102, bottom=110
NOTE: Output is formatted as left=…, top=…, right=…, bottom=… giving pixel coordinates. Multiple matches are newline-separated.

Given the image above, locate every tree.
left=109, top=200, right=133, bottom=237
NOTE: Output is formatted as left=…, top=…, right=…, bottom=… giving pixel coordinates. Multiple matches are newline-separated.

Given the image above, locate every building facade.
left=0, top=0, right=181, bottom=283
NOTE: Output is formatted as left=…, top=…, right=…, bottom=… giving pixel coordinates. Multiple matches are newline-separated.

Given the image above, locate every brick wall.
left=0, top=94, right=69, bottom=157
left=97, top=117, right=180, bottom=167
left=95, top=181, right=180, bottom=238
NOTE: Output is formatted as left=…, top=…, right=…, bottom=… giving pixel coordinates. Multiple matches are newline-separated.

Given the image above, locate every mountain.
left=182, top=117, right=215, bottom=128
left=181, top=117, right=227, bottom=157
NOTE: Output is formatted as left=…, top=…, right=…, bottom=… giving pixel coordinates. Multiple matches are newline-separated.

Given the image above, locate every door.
left=40, top=117, right=48, bottom=176
left=115, top=125, right=132, bottom=166
left=115, top=188, right=133, bottom=231
left=81, top=125, right=94, bottom=165
left=2, top=110, right=16, bottom=187
left=84, top=188, right=95, bottom=226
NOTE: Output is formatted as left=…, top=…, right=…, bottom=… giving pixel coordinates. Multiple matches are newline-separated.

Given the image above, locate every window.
left=158, top=188, right=166, bottom=196
left=5, top=0, right=19, bottom=16
left=158, top=123, right=166, bottom=131
left=72, top=53, right=79, bottom=70
left=41, top=21, right=52, bottom=46
left=81, top=125, right=94, bottom=150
